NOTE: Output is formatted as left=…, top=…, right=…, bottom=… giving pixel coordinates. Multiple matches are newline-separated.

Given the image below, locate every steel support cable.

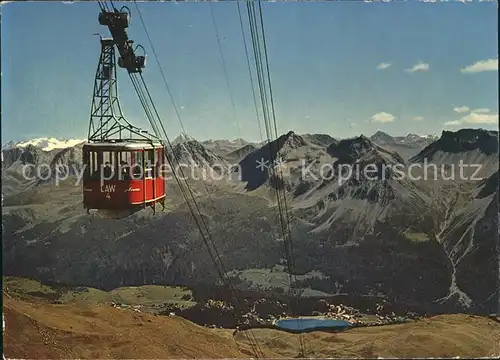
left=131, top=70, right=224, bottom=303
left=247, top=1, right=291, bottom=277
left=136, top=72, right=264, bottom=358
left=97, top=1, right=109, bottom=12
left=257, top=1, right=307, bottom=354
left=130, top=72, right=223, bottom=283
left=249, top=0, right=295, bottom=290
left=246, top=2, right=271, bottom=143
left=132, top=0, right=188, bottom=136
left=133, top=72, right=236, bottom=313
left=237, top=0, right=263, bottom=142
left=255, top=0, right=304, bottom=342
left=241, top=6, right=294, bottom=310
left=209, top=2, right=242, bottom=139
left=114, top=68, right=157, bottom=134
left=246, top=0, right=294, bottom=294
left=246, top=1, right=306, bottom=355
left=130, top=4, right=236, bottom=291
left=129, top=74, right=161, bottom=137
left=248, top=1, right=297, bottom=304
left=132, top=0, right=241, bottom=271
left=135, top=73, right=226, bottom=285
left=246, top=1, right=288, bottom=272
left=256, top=0, right=298, bottom=289
left=247, top=20, right=307, bottom=356
left=131, top=3, right=255, bottom=305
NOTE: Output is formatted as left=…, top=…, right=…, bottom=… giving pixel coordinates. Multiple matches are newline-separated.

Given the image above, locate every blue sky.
left=2, top=1, right=498, bottom=143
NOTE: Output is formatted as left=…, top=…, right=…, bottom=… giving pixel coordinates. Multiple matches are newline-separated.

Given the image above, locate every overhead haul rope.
left=256, top=2, right=307, bottom=354
left=255, top=0, right=299, bottom=291
left=97, top=0, right=110, bottom=12
left=209, top=2, right=242, bottom=139
left=245, top=0, right=307, bottom=356
left=101, top=1, right=264, bottom=356
left=236, top=0, right=264, bottom=142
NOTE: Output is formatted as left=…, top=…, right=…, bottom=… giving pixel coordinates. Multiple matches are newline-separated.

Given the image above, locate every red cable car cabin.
left=82, top=142, right=166, bottom=216
left=83, top=21, right=166, bottom=218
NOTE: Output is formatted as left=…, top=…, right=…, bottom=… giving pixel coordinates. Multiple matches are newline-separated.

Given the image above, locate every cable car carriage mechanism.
left=82, top=11, right=165, bottom=219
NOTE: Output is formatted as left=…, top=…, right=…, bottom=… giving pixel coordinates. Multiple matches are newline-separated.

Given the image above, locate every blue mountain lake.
left=275, top=318, right=351, bottom=332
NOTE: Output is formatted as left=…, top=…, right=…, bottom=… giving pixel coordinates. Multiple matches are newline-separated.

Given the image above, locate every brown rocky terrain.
left=3, top=288, right=499, bottom=359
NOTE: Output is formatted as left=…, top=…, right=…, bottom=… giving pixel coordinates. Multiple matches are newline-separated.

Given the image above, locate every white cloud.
left=371, top=112, right=395, bottom=123
left=412, top=116, right=425, bottom=121
left=376, top=63, right=391, bottom=70
left=453, top=106, right=470, bottom=113
left=461, top=58, right=498, bottom=73
left=405, top=62, right=429, bottom=73
left=471, top=108, right=490, bottom=113
left=461, top=112, right=499, bottom=124
left=444, top=120, right=462, bottom=127
left=445, top=111, right=499, bottom=127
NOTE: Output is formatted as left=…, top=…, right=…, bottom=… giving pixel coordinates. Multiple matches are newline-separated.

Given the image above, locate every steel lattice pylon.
left=87, top=38, right=158, bottom=143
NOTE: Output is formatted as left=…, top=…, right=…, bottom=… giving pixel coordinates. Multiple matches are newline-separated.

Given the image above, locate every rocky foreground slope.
left=3, top=283, right=499, bottom=359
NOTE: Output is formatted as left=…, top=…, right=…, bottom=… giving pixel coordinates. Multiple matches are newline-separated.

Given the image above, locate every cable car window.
left=102, top=151, right=109, bottom=163
left=94, top=152, right=99, bottom=179
left=154, top=148, right=159, bottom=178
left=158, top=148, right=166, bottom=178
left=145, top=149, right=154, bottom=178
left=89, top=151, right=93, bottom=179
left=90, top=151, right=94, bottom=179
left=110, top=151, right=117, bottom=180
left=97, top=151, right=103, bottom=180
left=119, top=151, right=132, bottom=180
left=91, top=151, right=99, bottom=179
left=119, top=151, right=132, bottom=165
left=132, top=151, right=143, bottom=179
left=102, top=151, right=114, bottom=179
left=84, top=151, right=90, bottom=180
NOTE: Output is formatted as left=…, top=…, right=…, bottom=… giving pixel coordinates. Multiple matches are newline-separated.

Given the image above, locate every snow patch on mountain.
left=5, top=138, right=85, bottom=152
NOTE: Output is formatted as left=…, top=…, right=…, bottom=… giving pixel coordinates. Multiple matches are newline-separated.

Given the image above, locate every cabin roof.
left=83, top=141, right=163, bottom=150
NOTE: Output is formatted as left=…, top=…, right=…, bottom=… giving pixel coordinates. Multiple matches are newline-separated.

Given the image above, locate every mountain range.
left=2, top=137, right=85, bottom=152
left=2, top=129, right=498, bottom=315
